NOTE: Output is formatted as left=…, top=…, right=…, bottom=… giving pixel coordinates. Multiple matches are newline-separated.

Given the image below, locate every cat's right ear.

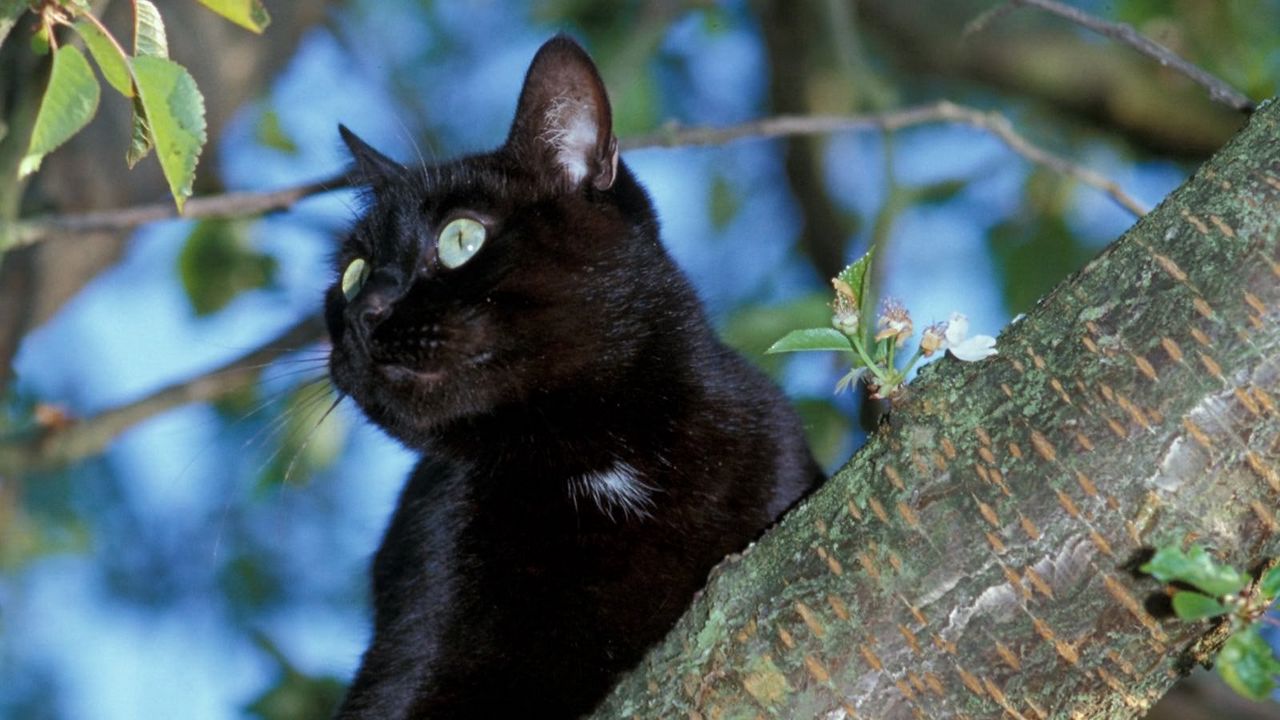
left=339, top=124, right=406, bottom=185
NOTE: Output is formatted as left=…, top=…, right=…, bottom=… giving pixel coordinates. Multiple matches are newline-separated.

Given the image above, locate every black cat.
left=326, top=35, right=823, bottom=719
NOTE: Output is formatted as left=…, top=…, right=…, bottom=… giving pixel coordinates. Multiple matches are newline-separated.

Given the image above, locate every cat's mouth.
left=377, top=363, right=447, bottom=385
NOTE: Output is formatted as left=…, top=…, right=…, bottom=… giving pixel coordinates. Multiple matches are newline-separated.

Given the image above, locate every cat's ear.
left=506, top=35, right=619, bottom=192
left=339, top=124, right=406, bottom=184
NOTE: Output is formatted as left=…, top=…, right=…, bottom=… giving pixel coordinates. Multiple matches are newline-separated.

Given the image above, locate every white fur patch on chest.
left=567, top=461, right=655, bottom=521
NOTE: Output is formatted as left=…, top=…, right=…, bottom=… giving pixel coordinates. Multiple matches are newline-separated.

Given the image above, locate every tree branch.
left=0, top=313, right=326, bottom=476
left=968, top=0, right=1255, bottom=113
left=624, top=102, right=1149, bottom=216
left=6, top=101, right=1147, bottom=249
left=593, top=94, right=1280, bottom=720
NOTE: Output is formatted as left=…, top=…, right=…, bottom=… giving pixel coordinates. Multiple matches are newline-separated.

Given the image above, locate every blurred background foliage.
left=0, top=1, right=1278, bottom=718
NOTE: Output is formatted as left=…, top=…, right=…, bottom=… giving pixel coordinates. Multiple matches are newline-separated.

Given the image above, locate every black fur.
left=327, top=36, right=823, bottom=719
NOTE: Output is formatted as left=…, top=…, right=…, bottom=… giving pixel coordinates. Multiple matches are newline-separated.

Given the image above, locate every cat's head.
left=326, top=36, right=685, bottom=448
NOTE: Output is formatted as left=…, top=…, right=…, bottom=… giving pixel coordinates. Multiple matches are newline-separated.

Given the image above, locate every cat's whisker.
left=280, top=392, right=346, bottom=487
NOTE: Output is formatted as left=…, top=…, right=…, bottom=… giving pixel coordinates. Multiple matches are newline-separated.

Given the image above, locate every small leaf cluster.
left=765, top=247, right=997, bottom=398
left=4, top=0, right=271, bottom=216
left=1142, top=545, right=1280, bottom=701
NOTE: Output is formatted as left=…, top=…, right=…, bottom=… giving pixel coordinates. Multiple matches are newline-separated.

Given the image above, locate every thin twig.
left=0, top=313, right=327, bottom=476
left=970, top=0, right=1254, bottom=113
left=8, top=100, right=1148, bottom=249
left=624, top=101, right=1149, bottom=216
left=7, top=174, right=349, bottom=247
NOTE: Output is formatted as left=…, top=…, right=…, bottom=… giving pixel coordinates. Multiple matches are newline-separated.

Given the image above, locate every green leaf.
left=1170, top=591, right=1228, bottom=620
left=196, top=0, right=271, bottom=33
left=0, top=0, right=25, bottom=53
left=910, top=178, right=968, bottom=206
left=1141, top=545, right=1249, bottom=598
left=132, top=55, right=206, bottom=211
left=133, top=0, right=168, bottom=57
left=20, top=45, right=100, bottom=178
left=708, top=174, right=741, bottom=231
left=836, top=247, right=875, bottom=314
left=766, top=328, right=855, bottom=355
left=126, top=95, right=153, bottom=167
left=178, top=219, right=275, bottom=315
left=72, top=20, right=133, bottom=97
left=1261, top=566, right=1280, bottom=600
left=1217, top=626, right=1280, bottom=701
left=255, top=109, right=298, bottom=154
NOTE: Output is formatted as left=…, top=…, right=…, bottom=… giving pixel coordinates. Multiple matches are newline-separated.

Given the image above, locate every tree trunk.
left=593, top=99, right=1280, bottom=718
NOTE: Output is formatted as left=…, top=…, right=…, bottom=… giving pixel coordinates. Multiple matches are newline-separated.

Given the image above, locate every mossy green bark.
left=594, top=99, right=1280, bottom=718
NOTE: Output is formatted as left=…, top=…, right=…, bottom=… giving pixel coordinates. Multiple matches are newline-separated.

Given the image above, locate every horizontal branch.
left=8, top=101, right=1147, bottom=248
left=5, top=175, right=348, bottom=248
left=0, top=313, right=326, bottom=475
left=624, top=101, right=1149, bottom=216
left=968, top=0, right=1254, bottom=113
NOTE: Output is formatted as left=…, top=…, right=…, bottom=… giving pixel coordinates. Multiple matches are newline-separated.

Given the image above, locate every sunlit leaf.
left=766, top=328, right=854, bottom=355
left=178, top=219, right=275, bottom=315
left=1170, top=591, right=1227, bottom=620
left=1217, top=626, right=1280, bottom=701
left=72, top=20, right=133, bottom=96
left=196, top=0, right=271, bottom=33
left=19, top=46, right=100, bottom=178
left=133, top=0, right=167, bottom=57
left=1141, top=545, right=1249, bottom=598
left=132, top=55, right=206, bottom=211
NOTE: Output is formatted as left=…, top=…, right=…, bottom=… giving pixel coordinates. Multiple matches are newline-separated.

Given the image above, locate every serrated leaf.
left=0, top=0, right=26, bottom=53
left=1170, top=591, right=1228, bottom=620
left=196, top=0, right=271, bottom=33
left=836, top=248, right=875, bottom=314
left=1261, top=566, right=1280, bottom=600
left=133, top=0, right=167, bottom=57
left=72, top=20, right=133, bottom=96
left=126, top=95, right=153, bottom=167
left=1141, top=545, right=1249, bottom=598
left=766, top=328, right=855, bottom=355
left=178, top=219, right=276, bottom=315
left=1217, top=626, right=1280, bottom=701
left=132, top=55, right=206, bottom=211
left=20, top=46, right=100, bottom=178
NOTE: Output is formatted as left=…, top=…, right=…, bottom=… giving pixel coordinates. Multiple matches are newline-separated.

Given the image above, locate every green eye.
left=438, top=217, right=487, bottom=269
left=341, top=257, right=370, bottom=301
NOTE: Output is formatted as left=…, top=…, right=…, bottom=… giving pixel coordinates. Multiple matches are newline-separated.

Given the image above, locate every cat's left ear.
left=339, top=124, right=406, bottom=185
left=506, top=36, right=619, bottom=192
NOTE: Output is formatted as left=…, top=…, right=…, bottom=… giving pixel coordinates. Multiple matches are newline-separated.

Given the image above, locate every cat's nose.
left=348, top=293, right=393, bottom=348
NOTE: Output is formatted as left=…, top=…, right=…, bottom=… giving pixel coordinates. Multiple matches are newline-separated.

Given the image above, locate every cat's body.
left=327, top=37, right=823, bottom=718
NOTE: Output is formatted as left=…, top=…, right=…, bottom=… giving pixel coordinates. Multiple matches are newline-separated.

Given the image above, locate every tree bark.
left=593, top=98, right=1280, bottom=718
